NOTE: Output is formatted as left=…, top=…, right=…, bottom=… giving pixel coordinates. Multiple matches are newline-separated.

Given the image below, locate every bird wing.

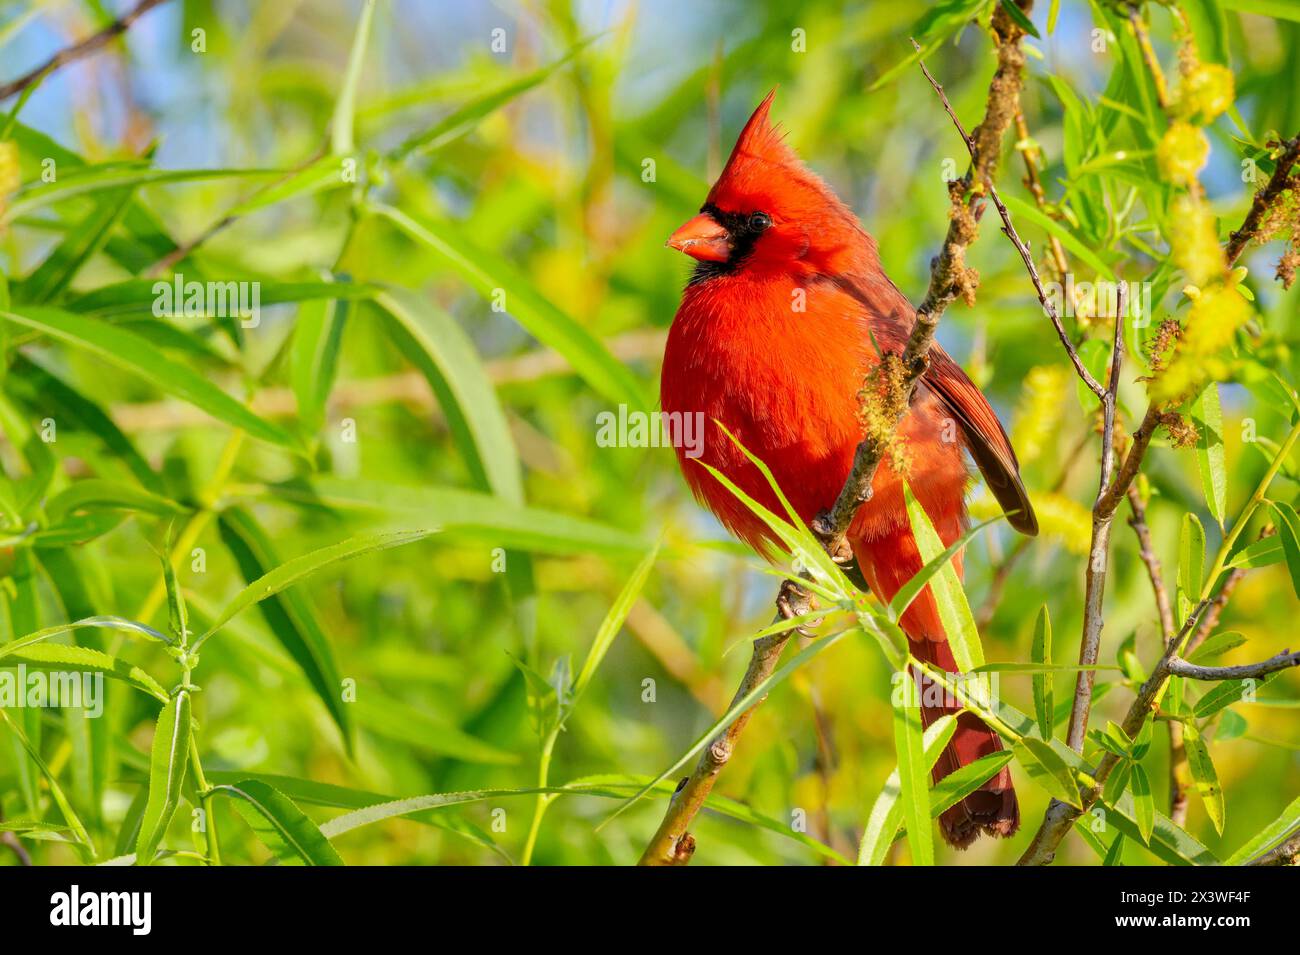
left=814, top=270, right=1038, bottom=537
left=923, top=345, right=1038, bottom=536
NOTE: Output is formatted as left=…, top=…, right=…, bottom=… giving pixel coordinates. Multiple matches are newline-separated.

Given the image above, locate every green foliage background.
left=0, top=0, right=1297, bottom=866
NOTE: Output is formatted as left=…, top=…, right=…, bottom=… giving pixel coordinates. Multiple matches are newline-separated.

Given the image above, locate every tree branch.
left=0, top=0, right=171, bottom=101
left=1165, top=649, right=1300, bottom=681
left=1225, top=134, right=1300, bottom=266
left=1247, top=830, right=1300, bottom=866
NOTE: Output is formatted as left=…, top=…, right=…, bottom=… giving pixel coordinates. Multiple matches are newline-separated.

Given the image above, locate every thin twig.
left=0, top=0, right=171, bottom=101
left=1225, top=134, right=1300, bottom=266
left=1166, top=649, right=1300, bottom=681
left=1247, top=830, right=1300, bottom=866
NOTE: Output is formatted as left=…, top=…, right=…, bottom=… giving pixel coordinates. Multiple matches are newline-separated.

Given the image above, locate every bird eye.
left=748, top=212, right=772, bottom=232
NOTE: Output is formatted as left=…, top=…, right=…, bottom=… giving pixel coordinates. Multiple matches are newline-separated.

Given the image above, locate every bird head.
left=666, top=90, right=867, bottom=280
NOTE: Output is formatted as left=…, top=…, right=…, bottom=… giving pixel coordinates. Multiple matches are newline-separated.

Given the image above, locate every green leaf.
left=1219, top=0, right=1300, bottom=22
left=0, top=709, right=93, bottom=859
left=291, top=280, right=350, bottom=440
left=1013, top=736, right=1082, bottom=808
left=216, top=509, right=354, bottom=748
left=928, top=750, right=1015, bottom=818
left=857, top=715, right=956, bottom=865
left=1031, top=605, right=1053, bottom=739
left=0, top=306, right=300, bottom=452
left=1130, top=763, right=1155, bottom=844
left=0, top=615, right=172, bottom=660
left=330, top=0, right=377, bottom=155
left=370, top=203, right=648, bottom=412
left=135, top=690, right=192, bottom=865
left=1002, top=194, right=1118, bottom=280
left=18, top=187, right=134, bottom=303
left=1178, top=513, right=1206, bottom=621
left=212, top=779, right=343, bottom=866
left=1194, top=673, right=1277, bottom=720
left=1191, top=383, right=1227, bottom=528
left=67, top=277, right=375, bottom=318
left=389, top=41, right=592, bottom=161
left=1183, top=720, right=1225, bottom=834
left=259, top=478, right=649, bottom=557
left=1, top=643, right=168, bottom=702
left=1225, top=535, right=1284, bottom=570
left=889, top=513, right=1003, bottom=623
left=1103, top=759, right=1133, bottom=806
left=601, top=626, right=856, bottom=826
left=3, top=164, right=280, bottom=223
left=903, top=483, right=983, bottom=670
left=1269, top=501, right=1300, bottom=600
left=1000, top=0, right=1041, bottom=37
left=892, top=674, right=933, bottom=866
left=1225, top=794, right=1300, bottom=865
left=573, top=544, right=660, bottom=700
left=376, top=287, right=522, bottom=503
left=44, top=479, right=188, bottom=524
left=1188, top=630, right=1247, bottom=663
left=199, top=527, right=434, bottom=641
left=1103, top=834, right=1126, bottom=866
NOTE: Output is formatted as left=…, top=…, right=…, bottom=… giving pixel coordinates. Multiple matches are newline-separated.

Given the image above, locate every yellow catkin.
left=970, top=491, right=1090, bottom=555
left=1148, top=283, right=1252, bottom=406
left=0, top=141, right=18, bottom=224
left=1157, top=122, right=1210, bottom=187
left=1169, top=195, right=1224, bottom=287
left=1011, top=365, right=1070, bottom=464
left=1175, top=63, right=1235, bottom=125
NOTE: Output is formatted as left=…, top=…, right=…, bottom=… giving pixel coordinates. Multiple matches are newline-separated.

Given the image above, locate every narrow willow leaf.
left=1191, top=384, right=1227, bottom=527
left=1182, top=721, right=1225, bottom=834
left=1194, top=673, right=1277, bottom=720
left=213, top=780, right=343, bottom=866
left=1130, top=764, right=1155, bottom=844
left=135, top=691, right=192, bottom=865
left=199, top=528, right=434, bottom=641
left=216, top=510, right=353, bottom=747
left=0, top=615, right=172, bottom=660
left=330, top=0, right=377, bottom=155
left=3, top=165, right=279, bottom=223
left=2, top=644, right=168, bottom=702
left=1269, top=501, right=1300, bottom=600
left=1188, top=631, right=1247, bottom=663
left=19, top=187, right=134, bottom=303
left=291, top=284, right=349, bottom=439
left=67, top=277, right=375, bottom=317
left=391, top=40, right=592, bottom=160
left=1178, top=513, right=1206, bottom=621
left=11, top=354, right=163, bottom=493
left=1013, top=736, right=1082, bottom=808
left=1103, top=759, right=1133, bottom=806
left=1031, top=605, right=1053, bottom=739
left=1103, top=834, right=1126, bottom=866
left=1, top=306, right=300, bottom=452
left=371, top=203, right=648, bottom=411
left=858, top=716, right=956, bottom=865
left=573, top=544, right=660, bottom=699
left=892, top=676, right=933, bottom=866
left=1224, top=535, right=1284, bottom=570
left=904, top=483, right=983, bottom=670
left=927, top=750, right=1015, bottom=818
left=601, top=627, right=855, bottom=826
left=889, top=514, right=1003, bottom=622
left=0, top=709, right=93, bottom=859
left=260, top=478, right=648, bottom=556
left=1225, top=794, right=1300, bottom=865
left=376, top=288, right=522, bottom=503
left=45, top=479, right=188, bottom=524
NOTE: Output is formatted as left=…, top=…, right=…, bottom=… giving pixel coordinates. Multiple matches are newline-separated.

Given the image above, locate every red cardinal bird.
left=660, top=91, right=1037, bottom=849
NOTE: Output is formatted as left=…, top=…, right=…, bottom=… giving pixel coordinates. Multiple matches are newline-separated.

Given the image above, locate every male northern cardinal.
left=660, top=91, right=1037, bottom=849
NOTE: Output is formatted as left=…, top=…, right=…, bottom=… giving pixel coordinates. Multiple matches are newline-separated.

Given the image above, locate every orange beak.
left=666, top=213, right=732, bottom=262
